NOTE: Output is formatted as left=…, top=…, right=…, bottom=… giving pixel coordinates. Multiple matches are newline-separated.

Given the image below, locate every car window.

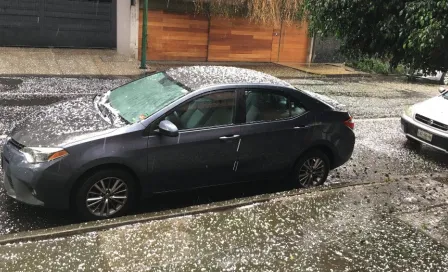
left=107, top=72, right=189, bottom=124
left=245, top=90, right=306, bottom=123
left=290, top=96, right=307, bottom=117
left=164, top=91, right=236, bottom=130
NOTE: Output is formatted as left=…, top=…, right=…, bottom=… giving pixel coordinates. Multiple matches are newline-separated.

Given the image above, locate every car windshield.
left=107, top=72, right=189, bottom=124
left=443, top=92, right=448, bottom=99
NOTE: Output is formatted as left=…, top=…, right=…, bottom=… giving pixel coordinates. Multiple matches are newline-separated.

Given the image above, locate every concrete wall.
left=117, top=0, right=140, bottom=58
left=130, top=0, right=140, bottom=59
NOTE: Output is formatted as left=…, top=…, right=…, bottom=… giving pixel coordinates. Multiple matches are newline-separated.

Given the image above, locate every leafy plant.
left=348, top=58, right=407, bottom=75
left=304, top=0, right=448, bottom=74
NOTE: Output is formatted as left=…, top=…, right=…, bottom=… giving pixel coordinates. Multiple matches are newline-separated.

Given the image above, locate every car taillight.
left=344, top=116, right=355, bottom=130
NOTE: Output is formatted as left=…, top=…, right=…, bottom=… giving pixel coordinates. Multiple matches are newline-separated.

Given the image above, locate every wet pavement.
left=0, top=75, right=447, bottom=241
left=1, top=177, right=447, bottom=271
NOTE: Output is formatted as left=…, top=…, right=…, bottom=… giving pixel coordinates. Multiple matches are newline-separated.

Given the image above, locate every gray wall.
left=117, top=0, right=140, bottom=58
left=312, top=36, right=346, bottom=63
left=117, top=0, right=131, bottom=56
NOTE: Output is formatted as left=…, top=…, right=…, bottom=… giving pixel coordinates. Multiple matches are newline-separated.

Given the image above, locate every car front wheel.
left=294, top=150, right=330, bottom=188
left=75, top=169, right=136, bottom=220
left=441, top=72, right=448, bottom=85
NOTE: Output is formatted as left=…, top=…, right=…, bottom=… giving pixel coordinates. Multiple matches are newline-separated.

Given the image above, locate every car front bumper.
left=2, top=164, right=44, bottom=206
left=1, top=139, right=72, bottom=209
left=401, top=115, right=448, bottom=153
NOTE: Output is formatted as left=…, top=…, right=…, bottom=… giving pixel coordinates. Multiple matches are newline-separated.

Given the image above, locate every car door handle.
left=219, top=135, right=240, bottom=140
left=294, top=125, right=305, bottom=129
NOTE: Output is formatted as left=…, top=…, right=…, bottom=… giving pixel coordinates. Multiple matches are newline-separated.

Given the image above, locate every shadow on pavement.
left=0, top=179, right=294, bottom=235
left=137, top=179, right=293, bottom=215
left=403, top=140, right=448, bottom=167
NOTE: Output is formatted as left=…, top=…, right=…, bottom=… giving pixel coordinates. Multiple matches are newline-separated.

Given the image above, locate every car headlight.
left=20, top=147, right=69, bottom=163
left=404, top=106, right=415, bottom=118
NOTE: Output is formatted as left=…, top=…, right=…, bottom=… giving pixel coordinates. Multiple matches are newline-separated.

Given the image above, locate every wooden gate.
left=139, top=10, right=209, bottom=61
left=207, top=17, right=274, bottom=62
left=276, top=22, right=309, bottom=63
left=138, top=10, right=310, bottom=63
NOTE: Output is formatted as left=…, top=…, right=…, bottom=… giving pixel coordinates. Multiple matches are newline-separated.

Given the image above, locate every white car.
left=401, top=87, right=448, bottom=153
left=408, top=71, right=447, bottom=85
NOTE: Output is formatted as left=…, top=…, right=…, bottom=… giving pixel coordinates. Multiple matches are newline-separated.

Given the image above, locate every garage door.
left=0, top=0, right=116, bottom=48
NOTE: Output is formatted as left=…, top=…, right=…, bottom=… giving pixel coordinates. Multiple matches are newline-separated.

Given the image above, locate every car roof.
left=165, top=65, right=294, bottom=91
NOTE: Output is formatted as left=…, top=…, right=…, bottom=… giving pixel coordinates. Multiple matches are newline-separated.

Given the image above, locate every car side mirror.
left=158, top=120, right=179, bottom=137
left=439, top=87, right=446, bottom=94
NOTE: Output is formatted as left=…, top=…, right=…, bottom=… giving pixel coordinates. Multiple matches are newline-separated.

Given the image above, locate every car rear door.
left=147, top=89, right=241, bottom=192
left=236, top=87, right=311, bottom=182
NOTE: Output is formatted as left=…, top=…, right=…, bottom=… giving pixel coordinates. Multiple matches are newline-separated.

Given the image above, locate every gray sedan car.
left=1, top=66, right=355, bottom=220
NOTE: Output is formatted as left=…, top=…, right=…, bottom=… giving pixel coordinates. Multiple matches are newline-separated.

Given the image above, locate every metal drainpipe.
left=308, top=34, right=315, bottom=67
left=140, top=0, right=148, bottom=69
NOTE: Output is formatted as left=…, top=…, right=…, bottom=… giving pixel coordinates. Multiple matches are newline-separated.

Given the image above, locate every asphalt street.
left=0, top=76, right=447, bottom=235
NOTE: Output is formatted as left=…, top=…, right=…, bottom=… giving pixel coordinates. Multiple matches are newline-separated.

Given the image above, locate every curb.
left=0, top=71, right=334, bottom=80
left=0, top=74, right=314, bottom=80
left=273, top=63, right=372, bottom=78
left=0, top=74, right=372, bottom=81
left=0, top=179, right=389, bottom=246
left=0, top=174, right=445, bottom=246
left=281, top=73, right=373, bottom=79
left=0, top=66, right=373, bottom=81
left=0, top=74, right=147, bottom=80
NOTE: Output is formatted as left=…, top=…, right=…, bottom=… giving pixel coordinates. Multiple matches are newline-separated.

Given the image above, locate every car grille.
left=7, top=138, right=25, bottom=150
left=415, top=114, right=448, bottom=131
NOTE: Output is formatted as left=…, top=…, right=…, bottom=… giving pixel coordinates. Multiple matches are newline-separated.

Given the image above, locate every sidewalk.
left=0, top=47, right=368, bottom=78
left=277, top=62, right=369, bottom=77
left=148, top=61, right=313, bottom=79
left=1, top=177, right=447, bottom=271
left=0, top=47, right=149, bottom=77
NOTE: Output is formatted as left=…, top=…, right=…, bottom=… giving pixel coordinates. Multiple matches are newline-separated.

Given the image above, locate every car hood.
left=9, top=96, right=118, bottom=147
left=414, top=96, right=448, bottom=123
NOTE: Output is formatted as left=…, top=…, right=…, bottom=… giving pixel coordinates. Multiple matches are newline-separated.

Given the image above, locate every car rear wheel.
left=294, top=150, right=330, bottom=188
left=75, top=169, right=136, bottom=221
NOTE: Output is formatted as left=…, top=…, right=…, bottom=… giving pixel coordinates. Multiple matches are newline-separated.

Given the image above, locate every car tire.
left=407, top=75, right=417, bottom=82
left=293, top=150, right=330, bottom=188
left=441, top=72, right=447, bottom=85
left=74, top=169, right=137, bottom=221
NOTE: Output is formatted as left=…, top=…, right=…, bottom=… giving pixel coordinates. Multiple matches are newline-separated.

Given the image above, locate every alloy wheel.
left=85, top=177, right=128, bottom=217
left=298, top=157, right=326, bottom=187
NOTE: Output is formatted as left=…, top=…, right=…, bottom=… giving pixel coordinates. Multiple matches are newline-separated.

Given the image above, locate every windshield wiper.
left=94, top=93, right=130, bottom=125
left=94, top=94, right=114, bottom=124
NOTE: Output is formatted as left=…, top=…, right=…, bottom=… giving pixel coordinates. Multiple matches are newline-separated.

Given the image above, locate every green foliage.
left=349, top=58, right=391, bottom=75
left=348, top=58, right=408, bottom=75
left=304, top=0, right=448, bottom=74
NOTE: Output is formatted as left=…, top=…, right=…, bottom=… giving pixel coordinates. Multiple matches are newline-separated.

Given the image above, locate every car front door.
left=147, top=90, right=241, bottom=192
left=236, top=88, right=310, bottom=182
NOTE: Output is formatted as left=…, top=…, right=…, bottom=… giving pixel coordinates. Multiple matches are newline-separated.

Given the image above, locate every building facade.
left=0, top=0, right=314, bottom=63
